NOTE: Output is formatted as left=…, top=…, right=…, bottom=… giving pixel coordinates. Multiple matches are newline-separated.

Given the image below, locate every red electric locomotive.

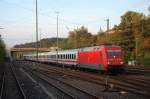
left=78, top=44, right=124, bottom=71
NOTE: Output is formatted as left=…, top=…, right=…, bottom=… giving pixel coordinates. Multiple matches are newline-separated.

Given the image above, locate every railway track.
left=14, top=61, right=150, bottom=98
left=36, top=64, right=150, bottom=98
left=39, top=70, right=102, bottom=99
left=0, top=63, right=27, bottom=99
left=23, top=64, right=102, bottom=99
left=0, top=72, right=5, bottom=99
left=125, top=65, right=150, bottom=75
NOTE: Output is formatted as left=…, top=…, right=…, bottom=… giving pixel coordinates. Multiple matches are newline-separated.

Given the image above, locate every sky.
left=0, top=0, right=149, bottom=48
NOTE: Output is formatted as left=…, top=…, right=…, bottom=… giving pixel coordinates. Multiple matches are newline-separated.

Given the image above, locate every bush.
left=138, top=55, right=150, bottom=66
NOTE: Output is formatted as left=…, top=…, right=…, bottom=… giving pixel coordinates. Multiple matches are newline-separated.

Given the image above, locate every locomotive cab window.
left=107, top=50, right=122, bottom=56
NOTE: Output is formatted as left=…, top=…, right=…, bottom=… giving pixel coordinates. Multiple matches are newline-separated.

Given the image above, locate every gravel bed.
left=14, top=61, right=150, bottom=99
left=13, top=63, right=50, bottom=99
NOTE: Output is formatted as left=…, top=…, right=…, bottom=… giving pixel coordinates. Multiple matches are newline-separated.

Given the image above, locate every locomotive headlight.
left=107, top=62, right=110, bottom=64
left=120, top=62, right=124, bottom=64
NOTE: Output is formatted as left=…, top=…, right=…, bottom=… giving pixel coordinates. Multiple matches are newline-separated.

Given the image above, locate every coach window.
left=68, top=54, right=70, bottom=59
left=73, top=54, right=75, bottom=59
left=71, top=54, right=72, bottom=59
left=67, top=54, right=69, bottom=59
left=72, top=54, right=74, bottom=59
left=70, top=54, right=72, bottom=59
left=70, top=54, right=71, bottom=59
left=71, top=54, right=73, bottom=59
left=64, top=54, right=66, bottom=59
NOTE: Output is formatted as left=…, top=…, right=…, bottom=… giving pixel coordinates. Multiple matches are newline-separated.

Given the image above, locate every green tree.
left=67, top=26, right=93, bottom=49
left=67, top=31, right=77, bottom=49
left=118, top=11, right=145, bottom=59
left=0, top=37, right=6, bottom=63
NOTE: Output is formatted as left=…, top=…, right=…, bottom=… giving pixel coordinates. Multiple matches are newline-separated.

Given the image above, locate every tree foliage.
left=0, top=37, right=6, bottom=63
left=67, top=26, right=93, bottom=49
left=14, top=38, right=67, bottom=48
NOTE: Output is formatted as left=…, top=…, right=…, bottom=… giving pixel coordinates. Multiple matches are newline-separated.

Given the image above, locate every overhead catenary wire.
left=0, top=0, right=82, bottom=26
left=1, top=0, right=109, bottom=27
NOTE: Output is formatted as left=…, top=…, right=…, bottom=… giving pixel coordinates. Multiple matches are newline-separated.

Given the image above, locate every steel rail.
left=10, top=64, right=27, bottom=99
left=39, top=70, right=102, bottom=99
left=38, top=66, right=150, bottom=97
left=28, top=69, right=77, bottom=99
left=0, top=72, right=5, bottom=99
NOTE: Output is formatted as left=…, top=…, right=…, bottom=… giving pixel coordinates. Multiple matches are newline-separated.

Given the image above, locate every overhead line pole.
left=105, top=18, right=109, bottom=42
left=106, top=18, right=109, bottom=32
left=36, top=0, right=39, bottom=62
